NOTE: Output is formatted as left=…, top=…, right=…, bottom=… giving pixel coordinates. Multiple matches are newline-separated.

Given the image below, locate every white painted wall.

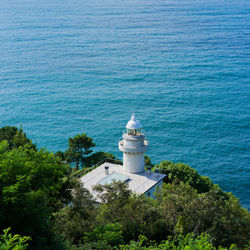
left=124, top=137, right=143, bottom=147
left=124, top=153, right=145, bottom=173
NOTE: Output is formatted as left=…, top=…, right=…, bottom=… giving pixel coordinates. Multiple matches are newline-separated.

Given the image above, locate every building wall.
left=145, top=180, right=164, bottom=198
left=123, top=153, right=145, bottom=173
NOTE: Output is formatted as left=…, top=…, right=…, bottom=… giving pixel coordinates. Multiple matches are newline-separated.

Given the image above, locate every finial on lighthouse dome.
left=126, top=113, right=142, bottom=130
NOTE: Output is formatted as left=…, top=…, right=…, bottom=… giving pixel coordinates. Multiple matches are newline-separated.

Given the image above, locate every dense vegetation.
left=0, top=126, right=249, bottom=249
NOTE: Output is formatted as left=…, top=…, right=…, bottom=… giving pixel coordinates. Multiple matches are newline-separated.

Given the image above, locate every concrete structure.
left=80, top=163, right=165, bottom=200
left=80, top=114, right=165, bottom=200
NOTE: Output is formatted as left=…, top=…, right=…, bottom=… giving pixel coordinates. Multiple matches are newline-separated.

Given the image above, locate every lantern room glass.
left=127, top=128, right=141, bottom=136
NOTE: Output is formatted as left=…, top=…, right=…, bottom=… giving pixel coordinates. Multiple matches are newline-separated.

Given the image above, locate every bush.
left=84, top=223, right=124, bottom=247
left=0, top=228, right=30, bottom=250
left=155, top=160, right=213, bottom=193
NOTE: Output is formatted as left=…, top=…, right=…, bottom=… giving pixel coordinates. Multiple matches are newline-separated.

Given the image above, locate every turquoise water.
left=0, top=0, right=249, bottom=209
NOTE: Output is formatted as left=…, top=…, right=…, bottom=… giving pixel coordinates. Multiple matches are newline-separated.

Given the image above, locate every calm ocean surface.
left=0, top=0, right=249, bottom=209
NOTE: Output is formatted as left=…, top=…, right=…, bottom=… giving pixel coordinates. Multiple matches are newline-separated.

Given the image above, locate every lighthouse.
left=80, top=113, right=165, bottom=201
left=119, top=114, right=148, bottom=173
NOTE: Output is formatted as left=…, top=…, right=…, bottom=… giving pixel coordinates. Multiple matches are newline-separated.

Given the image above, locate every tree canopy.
left=65, top=133, right=95, bottom=170
left=0, top=140, right=74, bottom=249
left=0, top=126, right=36, bottom=150
left=155, top=160, right=213, bottom=193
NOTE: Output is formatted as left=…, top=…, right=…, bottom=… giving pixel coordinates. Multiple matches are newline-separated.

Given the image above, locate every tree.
left=65, top=134, right=95, bottom=170
left=0, top=126, right=17, bottom=149
left=12, top=125, right=36, bottom=150
left=0, top=125, right=36, bottom=150
left=55, top=150, right=66, bottom=161
left=93, top=181, right=131, bottom=210
left=93, top=182, right=168, bottom=243
left=84, top=151, right=122, bottom=167
left=155, top=160, right=213, bottom=193
left=156, top=182, right=250, bottom=248
left=0, top=141, right=74, bottom=249
left=53, top=182, right=96, bottom=245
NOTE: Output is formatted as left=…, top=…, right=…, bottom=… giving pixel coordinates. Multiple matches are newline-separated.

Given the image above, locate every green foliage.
left=84, top=223, right=124, bottom=246
left=93, top=182, right=169, bottom=243
left=65, top=134, right=95, bottom=170
left=68, top=240, right=112, bottom=250
left=0, top=126, right=17, bottom=149
left=156, top=182, right=250, bottom=248
left=84, top=151, right=122, bottom=167
left=120, top=233, right=238, bottom=249
left=12, top=125, right=36, bottom=150
left=155, top=160, right=213, bottom=193
left=93, top=181, right=132, bottom=211
left=53, top=182, right=96, bottom=245
left=92, top=178, right=249, bottom=249
left=119, top=196, right=169, bottom=243
left=0, top=140, right=75, bottom=249
left=55, top=150, right=66, bottom=161
left=84, top=151, right=115, bottom=167
left=0, top=126, right=36, bottom=150
left=0, top=228, right=30, bottom=250
left=71, top=167, right=94, bottom=178
left=145, top=155, right=153, bottom=167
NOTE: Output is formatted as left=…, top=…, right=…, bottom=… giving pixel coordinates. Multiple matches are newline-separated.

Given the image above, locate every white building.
left=80, top=114, right=165, bottom=199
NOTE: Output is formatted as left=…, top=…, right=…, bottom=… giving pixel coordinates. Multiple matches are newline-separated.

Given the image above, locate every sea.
left=0, top=0, right=249, bottom=209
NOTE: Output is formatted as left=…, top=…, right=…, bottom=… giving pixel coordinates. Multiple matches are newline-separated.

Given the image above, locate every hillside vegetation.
left=0, top=126, right=249, bottom=249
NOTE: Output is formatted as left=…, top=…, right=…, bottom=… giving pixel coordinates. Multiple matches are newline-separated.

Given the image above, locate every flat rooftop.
left=80, top=162, right=165, bottom=200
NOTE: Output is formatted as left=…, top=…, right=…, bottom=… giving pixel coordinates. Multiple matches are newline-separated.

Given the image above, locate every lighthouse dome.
left=126, top=113, right=142, bottom=130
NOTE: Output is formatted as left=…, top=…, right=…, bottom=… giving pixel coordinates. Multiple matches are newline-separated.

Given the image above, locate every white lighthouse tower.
left=81, top=114, right=165, bottom=200
left=119, top=114, right=148, bottom=173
